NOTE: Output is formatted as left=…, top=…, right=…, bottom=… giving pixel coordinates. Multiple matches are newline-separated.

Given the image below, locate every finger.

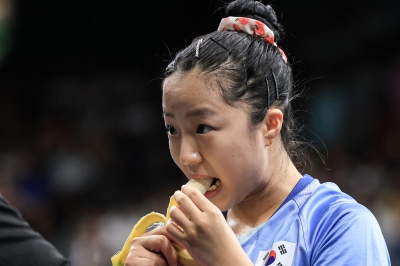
left=126, top=241, right=168, bottom=266
left=173, top=189, right=203, bottom=220
left=124, top=257, right=167, bottom=266
left=179, top=185, right=214, bottom=216
left=134, top=235, right=178, bottom=266
left=169, top=205, right=193, bottom=231
left=144, top=225, right=178, bottom=244
left=165, top=219, right=186, bottom=246
left=182, top=184, right=213, bottom=210
left=141, top=224, right=183, bottom=263
left=143, top=224, right=167, bottom=237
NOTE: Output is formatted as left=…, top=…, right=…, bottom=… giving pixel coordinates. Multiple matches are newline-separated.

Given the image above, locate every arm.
left=0, top=194, right=70, bottom=266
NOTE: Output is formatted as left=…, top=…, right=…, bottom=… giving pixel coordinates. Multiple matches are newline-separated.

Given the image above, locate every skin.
left=125, top=226, right=178, bottom=266
left=125, top=70, right=302, bottom=266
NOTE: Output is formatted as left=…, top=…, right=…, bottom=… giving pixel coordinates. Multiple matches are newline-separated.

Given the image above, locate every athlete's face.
left=162, top=72, right=270, bottom=211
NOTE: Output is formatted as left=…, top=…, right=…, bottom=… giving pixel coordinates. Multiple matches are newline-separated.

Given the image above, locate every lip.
left=190, top=174, right=214, bottom=179
left=204, top=182, right=221, bottom=199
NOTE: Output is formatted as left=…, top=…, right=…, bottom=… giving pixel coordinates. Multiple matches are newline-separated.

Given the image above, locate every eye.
left=166, top=125, right=177, bottom=135
left=196, top=124, right=212, bottom=134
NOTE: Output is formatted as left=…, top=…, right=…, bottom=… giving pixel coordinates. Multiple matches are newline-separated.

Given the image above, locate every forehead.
left=162, top=72, right=224, bottom=110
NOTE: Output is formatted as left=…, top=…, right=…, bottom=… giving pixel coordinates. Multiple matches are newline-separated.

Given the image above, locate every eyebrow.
left=162, top=108, right=216, bottom=118
left=186, top=108, right=216, bottom=118
left=162, top=111, right=173, bottom=117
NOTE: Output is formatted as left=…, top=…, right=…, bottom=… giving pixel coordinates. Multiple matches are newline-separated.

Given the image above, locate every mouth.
left=207, top=178, right=221, bottom=192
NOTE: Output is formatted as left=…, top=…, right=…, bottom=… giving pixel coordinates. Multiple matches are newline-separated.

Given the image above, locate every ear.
left=262, top=108, right=283, bottom=145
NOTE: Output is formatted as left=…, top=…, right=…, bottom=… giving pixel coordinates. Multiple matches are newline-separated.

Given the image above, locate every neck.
left=227, top=151, right=302, bottom=236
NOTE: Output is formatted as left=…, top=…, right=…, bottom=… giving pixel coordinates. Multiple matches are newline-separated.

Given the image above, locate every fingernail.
left=171, top=220, right=184, bottom=233
left=181, top=184, right=186, bottom=190
left=171, top=219, right=178, bottom=227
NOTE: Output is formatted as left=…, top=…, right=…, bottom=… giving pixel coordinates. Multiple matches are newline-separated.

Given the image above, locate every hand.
left=166, top=185, right=253, bottom=266
left=124, top=226, right=178, bottom=266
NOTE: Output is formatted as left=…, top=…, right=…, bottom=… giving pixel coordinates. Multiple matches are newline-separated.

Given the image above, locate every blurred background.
left=0, top=0, right=399, bottom=265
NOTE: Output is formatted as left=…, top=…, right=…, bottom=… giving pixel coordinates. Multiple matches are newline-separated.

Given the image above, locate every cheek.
left=222, top=133, right=257, bottom=157
left=204, top=136, right=254, bottom=171
left=212, top=135, right=264, bottom=179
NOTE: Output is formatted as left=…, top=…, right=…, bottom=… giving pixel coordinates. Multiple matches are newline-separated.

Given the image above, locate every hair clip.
left=209, top=37, right=231, bottom=54
left=195, top=38, right=203, bottom=58
left=241, top=59, right=248, bottom=96
left=265, top=77, right=270, bottom=108
left=271, top=70, right=279, bottom=100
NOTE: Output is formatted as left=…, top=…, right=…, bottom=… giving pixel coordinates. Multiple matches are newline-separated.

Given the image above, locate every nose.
left=179, top=137, right=202, bottom=166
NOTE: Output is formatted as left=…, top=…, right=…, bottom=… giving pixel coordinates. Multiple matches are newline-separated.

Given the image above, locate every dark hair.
left=164, top=0, right=307, bottom=171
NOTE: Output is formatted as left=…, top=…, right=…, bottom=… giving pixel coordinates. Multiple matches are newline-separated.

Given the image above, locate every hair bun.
left=225, top=0, right=284, bottom=44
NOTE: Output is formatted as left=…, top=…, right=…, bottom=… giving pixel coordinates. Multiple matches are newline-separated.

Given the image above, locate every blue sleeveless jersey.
left=239, top=175, right=391, bottom=266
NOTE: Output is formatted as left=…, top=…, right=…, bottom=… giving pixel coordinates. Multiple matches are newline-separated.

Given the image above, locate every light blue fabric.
left=240, top=176, right=391, bottom=265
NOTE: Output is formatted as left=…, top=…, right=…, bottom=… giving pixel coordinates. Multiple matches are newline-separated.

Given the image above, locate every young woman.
left=124, top=0, right=390, bottom=265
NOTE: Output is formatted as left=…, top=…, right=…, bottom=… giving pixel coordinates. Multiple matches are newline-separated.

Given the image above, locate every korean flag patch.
left=255, top=241, right=296, bottom=266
